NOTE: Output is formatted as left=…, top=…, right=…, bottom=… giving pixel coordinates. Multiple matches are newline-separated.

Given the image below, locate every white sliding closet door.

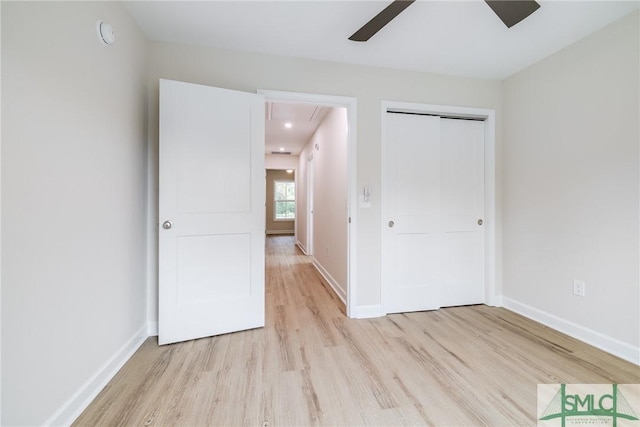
left=439, top=118, right=485, bottom=307
left=382, top=113, right=485, bottom=314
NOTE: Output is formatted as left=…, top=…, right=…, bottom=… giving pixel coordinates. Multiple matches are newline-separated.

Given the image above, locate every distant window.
left=274, top=181, right=295, bottom=220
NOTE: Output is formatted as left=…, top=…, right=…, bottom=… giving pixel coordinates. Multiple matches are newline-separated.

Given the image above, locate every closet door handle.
left=388, top=221, right=395, bottom=228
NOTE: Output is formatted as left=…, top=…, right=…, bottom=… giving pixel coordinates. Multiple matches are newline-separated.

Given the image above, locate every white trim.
left=503, top=297, right=640, bottom=365
left=354, top=305, right=384, bottom=319
left=266, top=230, right=295, bottom=235
left=0, top=3, right=3, bottom=420
left=43, top=324, right=149, bottom=426
left=380, top=101, right=497, bottom=315
left=313, top=258, right=347, bottom=304
left=306, top=155, right=314, bottom=257
left=490, top=295, right=504, bottom=307
left=259, top=89, right=358, bottom=318
left=295, top=240, right=308, bottom=255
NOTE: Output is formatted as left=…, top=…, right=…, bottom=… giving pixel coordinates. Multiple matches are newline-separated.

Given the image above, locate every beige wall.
left=266, top=169, right=295, bottom=234
left=265, top=153, right=298, bottom=170
left=298, top=108, right=349, bottom=296
left=296, top=149, right=310, bottom=254
left=145, top=41, right=503, bottom=320
left=2, top=4, right=638, bottom=425
left=1, top=2, right=148, bottom=425
left=502, top=12, right=639, bottom=351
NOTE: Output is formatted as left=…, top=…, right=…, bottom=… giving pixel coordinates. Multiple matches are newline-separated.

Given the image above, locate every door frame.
left=381, top=100, right=498, bottom=311
left=265, top=167, right=297, bottom=236
left=306, top=154, right=314, bottom=256
left=259, top=90, right=358, bottom=318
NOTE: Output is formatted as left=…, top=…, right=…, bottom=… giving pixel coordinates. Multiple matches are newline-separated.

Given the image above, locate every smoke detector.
left=96, top=20, right=115, bottom=46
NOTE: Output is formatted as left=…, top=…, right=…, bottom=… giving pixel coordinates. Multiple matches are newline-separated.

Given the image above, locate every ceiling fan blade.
left=485, top=0, right=540, bottom=28
left=349, top=0, right=415, bottom=42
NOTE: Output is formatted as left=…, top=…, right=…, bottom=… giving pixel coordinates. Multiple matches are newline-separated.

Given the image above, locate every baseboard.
left=502, top=297, right=640, bottom=365
left=295, top=240, right=308, bottom=255
left=312, top=258, right=346, bottom=305
left=148, top=321, right=158, bottom=337
left=487, top=295, right=503, bottom=307
left=354, top=304, right=384, bottom=319
left=43, top=324, right=149, bottom=426
left=266, top=230, right=294, bottom=235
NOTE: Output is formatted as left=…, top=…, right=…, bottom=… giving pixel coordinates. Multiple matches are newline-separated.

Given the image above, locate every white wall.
left=1, top=2, right=148, bottom=425
left=145, top=42, right=503, bottom=321
left=300, top=108, right=349, bottom=297
left=502, top=12, right=639, bottom=359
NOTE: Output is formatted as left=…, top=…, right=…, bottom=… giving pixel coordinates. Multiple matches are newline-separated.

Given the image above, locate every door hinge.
left=348, top=217, right=351, bottom=224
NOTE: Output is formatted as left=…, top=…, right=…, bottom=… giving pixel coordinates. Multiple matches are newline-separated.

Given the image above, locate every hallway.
left=73, top=236, right=639, bottom=426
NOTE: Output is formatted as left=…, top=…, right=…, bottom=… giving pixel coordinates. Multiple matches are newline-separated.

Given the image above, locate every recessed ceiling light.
left=284, top=122, right=292, bottom=128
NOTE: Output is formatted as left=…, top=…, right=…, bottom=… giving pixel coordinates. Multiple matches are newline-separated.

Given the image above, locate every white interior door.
left=159, top=79, right=265, bottom=345
left=382, top=112, right=485, bottom=314
left=439, top=118, right=485, bottom=307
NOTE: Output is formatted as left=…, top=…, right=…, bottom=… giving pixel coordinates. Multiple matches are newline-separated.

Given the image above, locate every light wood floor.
left=74, top=236, right=639, bottom=426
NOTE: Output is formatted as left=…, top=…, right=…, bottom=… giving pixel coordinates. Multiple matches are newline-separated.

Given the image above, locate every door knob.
left=388, top=220, right=395, bottom=228
left=477, top=219, right=483, bottom=225
left=162, top=220, right=172, bottom=230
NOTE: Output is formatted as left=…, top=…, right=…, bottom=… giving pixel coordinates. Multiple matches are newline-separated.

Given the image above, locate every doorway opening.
left=266, top=169, right=296, bottom=237
left=261, top=90, right=358, bottom=317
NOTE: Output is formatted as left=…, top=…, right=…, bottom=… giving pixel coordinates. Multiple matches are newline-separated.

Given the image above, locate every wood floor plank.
left=73, top=235, right=640, bottom=426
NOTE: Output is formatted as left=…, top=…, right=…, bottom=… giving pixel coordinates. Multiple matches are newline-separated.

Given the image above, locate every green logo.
left=538, top=384, right=639, bottom=427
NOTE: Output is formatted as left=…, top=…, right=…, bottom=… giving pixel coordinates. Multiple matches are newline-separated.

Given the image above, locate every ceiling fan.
left=349, top=0, right=541, bottom=42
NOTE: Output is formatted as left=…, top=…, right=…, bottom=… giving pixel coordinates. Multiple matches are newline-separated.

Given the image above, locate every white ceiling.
left=265, top=102, right=330, bottom=155
left=123, top=0, right=639, bottom=155
left=124, top=0, right=638, bottom=80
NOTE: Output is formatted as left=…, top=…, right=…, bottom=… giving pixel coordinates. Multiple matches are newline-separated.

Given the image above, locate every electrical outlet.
left=573, top=280, right=586, bottom=297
